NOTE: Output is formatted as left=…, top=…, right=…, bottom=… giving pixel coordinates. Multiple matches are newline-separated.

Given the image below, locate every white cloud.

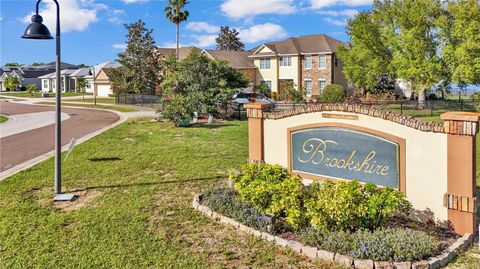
left=221, top=0, right=296, bottom=20
left=309, top=0, right=372, bottom=9
left=238, top=23, right=287, bottom=44
left=113, top=43, right=127, bottom=50
left=186, top=22, right=219, bottom=34
left=108, top=9, right=127, bottom=24
left=323, top=17, right=347, bottom=26
left=22, top=0, right=97, bottom=33
left=121, top=0, right=149, bottom=4
left=192, top=35, right=217, bottom=47
left=317, top=9, right=358, bottom=17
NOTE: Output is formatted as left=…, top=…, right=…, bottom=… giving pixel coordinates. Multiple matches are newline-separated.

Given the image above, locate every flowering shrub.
left=305, top=181, right=411, bottom=231
left=301, top=227, right=440, bottom=262
left=201, top=187, right=272, bottom=232
left=229, top=163, right=306, bottom=228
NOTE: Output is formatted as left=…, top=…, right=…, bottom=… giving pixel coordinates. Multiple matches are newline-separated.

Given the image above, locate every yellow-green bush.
left=321, top=84, right=347, bottom=102
left=305, top=181, right=411, bottom=231
left=229, top=163, right=306, bottom=228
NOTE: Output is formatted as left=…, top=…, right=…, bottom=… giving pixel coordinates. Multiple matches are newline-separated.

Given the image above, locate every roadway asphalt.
left=0, top=102, right=119, bottom=173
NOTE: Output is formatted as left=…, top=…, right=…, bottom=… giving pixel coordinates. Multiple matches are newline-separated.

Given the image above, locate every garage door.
left=96, top=84, right=111, bottom=97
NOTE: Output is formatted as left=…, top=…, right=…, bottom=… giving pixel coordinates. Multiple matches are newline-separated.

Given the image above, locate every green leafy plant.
left=229, top=163, right=306, bottom=228
left=301, top=227, right=439, bottom=262
left=284, top=81, right=305, bottom=104
left=305, top=181, right=411, bottom=231
left=160, top=95, right=196, bottom=127
left=321, top=84, right=347, bottom=103
left=26, top=84, right=37, bottom=98
left=201, top=186, right=273, bottom=233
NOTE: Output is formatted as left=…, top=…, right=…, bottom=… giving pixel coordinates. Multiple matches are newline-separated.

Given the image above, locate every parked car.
left=232, top=92, right=275, bottom=107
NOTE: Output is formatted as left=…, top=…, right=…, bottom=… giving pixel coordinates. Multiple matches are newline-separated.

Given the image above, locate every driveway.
left=0, top=102, right=120, bottom=175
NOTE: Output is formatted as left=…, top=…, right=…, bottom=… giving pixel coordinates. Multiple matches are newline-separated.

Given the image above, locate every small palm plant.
left=164, top=0, right=189, bottom=60
left=4, top=75, right=20, bottom=91
left=26, top=84, right=37, bottom=97
left=76, top=78, right=88, bottom=101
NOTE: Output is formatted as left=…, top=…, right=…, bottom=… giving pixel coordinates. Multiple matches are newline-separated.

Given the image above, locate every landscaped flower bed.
left=193, top=163, right=474, bottom=268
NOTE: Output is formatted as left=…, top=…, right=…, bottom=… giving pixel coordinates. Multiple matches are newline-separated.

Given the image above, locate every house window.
left=318, top=79, right=326, bottom=94
left=304, top=79, right=312, bottom=96
left=43, top=80, right=48, bottom=89
left=305, top=55, right=312, bottom=69
left=279, top=56, right=291, bottom=67
left=260, top=58, right=271, bottom=70
left=260, top=80, right=272, bottom=90
left=319, top=55, right=326, bottom=69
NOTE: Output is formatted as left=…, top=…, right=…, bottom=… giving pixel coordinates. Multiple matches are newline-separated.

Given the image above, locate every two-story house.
left=249, top=34, right=348, bottom=99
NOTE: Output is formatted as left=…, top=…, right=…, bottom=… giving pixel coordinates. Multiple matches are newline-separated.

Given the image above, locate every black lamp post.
left=88, top=67, right=97, bottom=106
left=22, top=0, right=75, bottom=202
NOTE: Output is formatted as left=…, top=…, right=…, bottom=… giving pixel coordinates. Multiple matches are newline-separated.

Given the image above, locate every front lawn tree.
left=117, top=20, right=162, bottom=95
left=76, top=78, right=87, bottom=101
left=26, top=84, right=37, bottom=97
left=4, top=75, right=20, bottom=91
left=161, top=50, right=247, bottom=125
left=215, top=26, right=245, bottom=51
left=165, top=0, right=189, bottom=60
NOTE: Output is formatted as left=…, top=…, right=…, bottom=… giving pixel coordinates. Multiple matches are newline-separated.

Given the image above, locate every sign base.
left=53, top=193, right=77, bottom=202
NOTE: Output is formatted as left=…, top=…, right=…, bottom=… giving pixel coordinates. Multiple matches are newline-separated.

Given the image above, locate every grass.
left=63, top=97, right=116, bottom=104
left=0, top=92, right=92, bottom=98
left=36, top=101, right=138, bottom=113
left=0, top=115, right=8, bottom=123
left=0, top=120, right=342, bottom=269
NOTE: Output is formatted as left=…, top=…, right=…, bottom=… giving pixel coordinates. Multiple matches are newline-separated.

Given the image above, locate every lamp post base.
left=53, top=193, right=77, bottom=202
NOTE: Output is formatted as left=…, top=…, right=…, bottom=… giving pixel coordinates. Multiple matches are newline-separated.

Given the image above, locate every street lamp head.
left=21, top=14, right=53, bottom=40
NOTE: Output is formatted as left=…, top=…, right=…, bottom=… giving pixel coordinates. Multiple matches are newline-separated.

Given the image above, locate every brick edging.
left=193, top=194, right=473, bottom=269
left=265, top=103, right=448, bottom=134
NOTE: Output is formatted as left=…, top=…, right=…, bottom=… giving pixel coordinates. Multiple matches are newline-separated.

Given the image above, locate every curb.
left=0, top=106, right=128, bottom=180
left=192, top=194, right=473, bottom=269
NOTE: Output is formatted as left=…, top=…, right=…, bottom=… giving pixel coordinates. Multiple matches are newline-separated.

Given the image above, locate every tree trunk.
left=176, top=23, right=179, bottom=60
left=418, top=90, right=426, bottom=109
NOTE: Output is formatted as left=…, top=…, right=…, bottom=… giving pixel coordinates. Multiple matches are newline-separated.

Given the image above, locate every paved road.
left=0, top=102, right=119, bottom=173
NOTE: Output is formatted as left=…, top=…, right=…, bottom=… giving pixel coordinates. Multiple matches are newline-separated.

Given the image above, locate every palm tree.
left=164, top=0, right=189, bottom=60
left=26, top=84, right=37, bottom=98
left=4, top=75, right=21, bottom=91
left=76, top=78, right=88, bottom=101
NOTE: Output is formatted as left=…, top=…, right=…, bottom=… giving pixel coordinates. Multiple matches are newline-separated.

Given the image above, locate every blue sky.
left=0, top=0, right=372, bottom=66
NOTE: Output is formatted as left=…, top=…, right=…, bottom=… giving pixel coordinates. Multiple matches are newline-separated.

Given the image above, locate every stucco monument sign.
left=245, top=102, right=479, bottom=235
left=290, top=126, right=400, bottom=188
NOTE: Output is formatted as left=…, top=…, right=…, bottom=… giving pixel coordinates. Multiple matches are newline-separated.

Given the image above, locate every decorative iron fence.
left=115, top=93, right=163, bottom=109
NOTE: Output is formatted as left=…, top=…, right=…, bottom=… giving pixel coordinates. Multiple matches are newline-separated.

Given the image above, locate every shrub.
left=201, top=187, right=272, bottom=232
left=160, top=95, right=195, bottom=127
left=305, top=181, right=411, bottom=231
left=321, top=84, right=347, bottom=102
left=229, top=163, right=306, bottom=228
left=301, top=227, right=439, bottom=262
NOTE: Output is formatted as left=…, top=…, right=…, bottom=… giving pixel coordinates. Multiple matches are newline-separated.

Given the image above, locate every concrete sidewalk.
left=0, top=111, right=70, bottom=138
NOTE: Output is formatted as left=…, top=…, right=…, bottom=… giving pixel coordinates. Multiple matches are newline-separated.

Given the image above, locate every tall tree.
left=117, top=20, right=162, bottom=95
left=337, top=11, right=394, bottom=92
left=215, top=26, right=245, bottom=51
left=383, top=0, right=443, bottom=108
left=164, top=0, right=189, bottom=60
left=441, top=0, right=480, bottom=89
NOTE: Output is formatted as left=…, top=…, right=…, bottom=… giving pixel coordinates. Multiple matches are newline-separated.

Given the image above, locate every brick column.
left=244, top=103, right=273, bottom=162
left=441, top=112, right=479, bottom=235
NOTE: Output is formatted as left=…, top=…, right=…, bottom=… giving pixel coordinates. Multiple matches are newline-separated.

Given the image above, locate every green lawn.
left=0, top=120, right=341, bottom=269
left=0, top=92, right=92, bottom=98
left=64, top=97, right=116, bottom=104
left=36, top=102, right=138, bottom=113
left=0, top=115, right=8, bottom=123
